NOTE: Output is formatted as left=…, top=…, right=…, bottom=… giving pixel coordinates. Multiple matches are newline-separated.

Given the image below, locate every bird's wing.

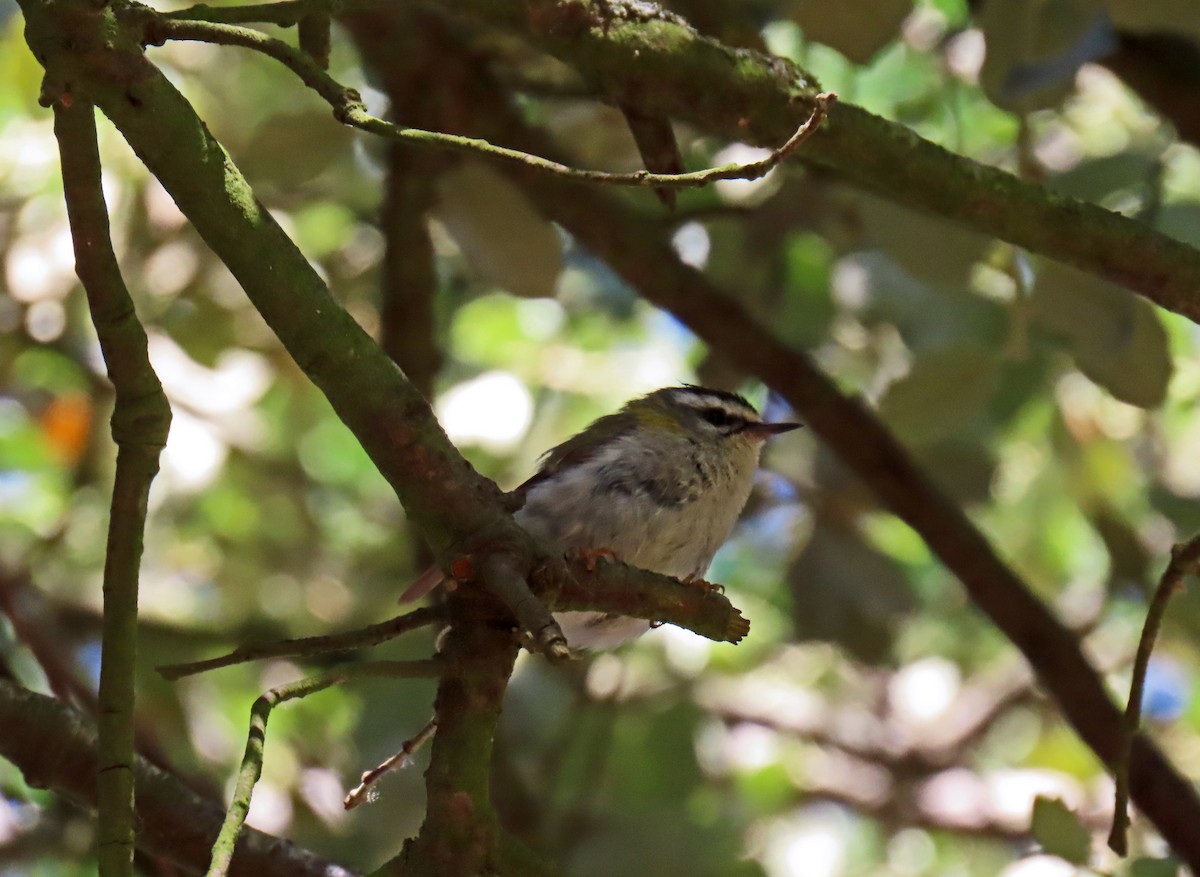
left=399, top=412, right=636, bottom=603
left=516, top=411, right=636, bottom=493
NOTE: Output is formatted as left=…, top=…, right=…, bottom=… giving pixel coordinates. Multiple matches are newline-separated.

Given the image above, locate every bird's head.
left=628, top=386, right=801, bottom=445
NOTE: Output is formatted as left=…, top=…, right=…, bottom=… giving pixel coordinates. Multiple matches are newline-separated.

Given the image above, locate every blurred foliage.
left=3, top=0, right=1200, bottom=875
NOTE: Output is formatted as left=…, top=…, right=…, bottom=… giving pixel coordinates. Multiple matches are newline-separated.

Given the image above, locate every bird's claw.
left=684, top=575, right=724, bottom=595
left=568, top=546, right=620, bottom=572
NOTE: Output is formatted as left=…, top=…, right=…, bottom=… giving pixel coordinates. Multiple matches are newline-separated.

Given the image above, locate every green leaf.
left=1049, top=150, right=1163, bottom=204
left=292, top=202, right=356, bottom=258
left=434, top=161, right=563, bottom=299
left=787, top=0, right=914, bottom=64
left=979, top=0, right=1108, bottom=112
left=1030, top=795, right=1091, bottom=865
left=779, top=232, right=835, bottom=348
left=847, top=252, right=1007, bottom=352
left=449, top=293, right=539, bottom=366
left=789, top=516, right=915, bottom=664
left=913, top=438, right=996, bottom=505
left=847, top=191, right=991, bottom=288
left=1109, top=0, right=1200, bottom=42
left=1032, top=260, right=1172, bottom=408
left=1155, top=201, right=1200, bottom=249
left=878, top=344, right=1002, bottom=445
left=734, top=763, right=795, bottom=814
left=239, top=111, right=353, bottom=189
left=1130, top=856, right=1181, bottom=877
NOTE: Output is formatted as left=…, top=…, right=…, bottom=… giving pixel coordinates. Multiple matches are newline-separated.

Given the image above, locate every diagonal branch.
left=537, top=164, right=1200, bottom=872
left=54, top=101, right=172, bottom=877
left=18, top=7, right=754, bottom=874
left=437, top=0, right=1200, bottom=326
left=23, top=0, right=573, bottom=657
left=430, top=48, right=1200, bottom=868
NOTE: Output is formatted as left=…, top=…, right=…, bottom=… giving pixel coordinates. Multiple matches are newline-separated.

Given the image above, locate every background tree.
left=4, top=0, right=1200, bottom=875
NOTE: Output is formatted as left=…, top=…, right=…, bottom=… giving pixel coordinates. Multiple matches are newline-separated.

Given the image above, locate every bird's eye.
left=701, top=408, right=733, bottom=427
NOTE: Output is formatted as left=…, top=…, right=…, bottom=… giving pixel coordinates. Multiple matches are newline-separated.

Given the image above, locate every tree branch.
left=373, top=600, right=554, bottom=877
left=137, top=14, right=832, bottom=191
left=17, top=7, right=755, bottom=874
left=0, top=567, right=97, bottom=707
left=435, top=0, right=1200, bottom=325
left=369, top=13, right=450, bottom=575
left=156, top=606, right=443, bottom=680
left=54, top=100, right=172, bottom=877
left=536, top=554, right=749, bottom=644
left=343, top=718, right=438, bottom=811
left=0, top=680, right=358, bottom=877
left=161, top=0, right=339, bottom=26
left=431, top=49, right=1200, bottom=868
left=22, top=0, right=573, bottom=657
left=379, top=139, right=441, bottom=402
left=156, top=554, right=747, bottom=686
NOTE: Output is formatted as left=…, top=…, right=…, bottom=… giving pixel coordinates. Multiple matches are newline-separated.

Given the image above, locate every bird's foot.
left=568, top=546, right=620, bottom=572
left=684, top=575, right=725, bottom=595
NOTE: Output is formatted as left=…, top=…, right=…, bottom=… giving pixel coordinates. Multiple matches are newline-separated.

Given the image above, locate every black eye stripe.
left=701, top=407, right=741, bottom=428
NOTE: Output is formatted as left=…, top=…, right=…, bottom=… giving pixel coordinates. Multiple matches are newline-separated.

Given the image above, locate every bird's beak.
left=744, top=421, right=801, bottom=440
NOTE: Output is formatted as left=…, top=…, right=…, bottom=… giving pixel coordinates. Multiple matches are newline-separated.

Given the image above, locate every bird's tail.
left=398, top=565, right=445, bottom=603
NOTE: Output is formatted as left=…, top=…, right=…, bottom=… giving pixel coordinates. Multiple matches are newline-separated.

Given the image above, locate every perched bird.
left=400, top=385, right=800, bottom=649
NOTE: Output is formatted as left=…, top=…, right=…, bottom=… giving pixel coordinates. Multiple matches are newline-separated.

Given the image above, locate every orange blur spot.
left=40, top=393, right=92, bottom=465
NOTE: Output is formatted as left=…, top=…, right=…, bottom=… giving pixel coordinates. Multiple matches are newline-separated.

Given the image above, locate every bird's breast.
left=516, top=440, right=757, bottom=580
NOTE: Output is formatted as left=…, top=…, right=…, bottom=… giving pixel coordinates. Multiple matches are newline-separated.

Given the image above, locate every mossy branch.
left=127, top=0, right=1200, bottom=320
left=54, top=100, right=171, bottom=877
left=425, top=45, right=1200, bottom=868
left=370, top=606, right=554, bottom=877
left=24, top=0, right=571, bottom=657
left=157, top=557, right=750, bottom=682
left=135, top=0, right=1200, bottom=324
left=442, top=0, right=1200, bottom=325
left=536, top=554, right=749, bottom=644
left=18, top=5, right=754, bottom=873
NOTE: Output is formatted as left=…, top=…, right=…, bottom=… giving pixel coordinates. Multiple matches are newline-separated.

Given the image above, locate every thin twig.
left=342, top=717, right=437, bottom=810
left=207, top=660, right=442, bottom=877
left=1107, top=533, right=1200, bottom=855
left=157, top=606, right=441, bottom=680
left=136, top=15, right=835, bottom=191
left=161, top=0, right=340, bottom=27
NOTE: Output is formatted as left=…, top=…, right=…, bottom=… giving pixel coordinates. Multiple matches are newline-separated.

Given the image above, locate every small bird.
left=401, top=385, right=800, bottom=649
